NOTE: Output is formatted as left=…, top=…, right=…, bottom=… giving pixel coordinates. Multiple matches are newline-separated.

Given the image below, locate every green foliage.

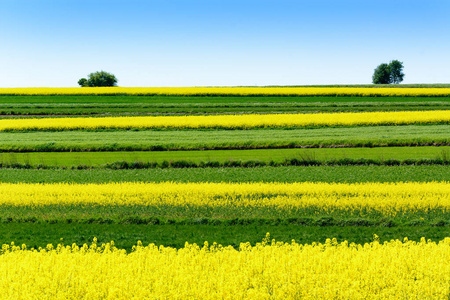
left=0, top=165, right=448, bottom=183
left=77, top=78, right=88, bottom=87
left=0, top=125, right=447, bottom=152
left=0, top=96, right=449, bottom=116
left=0, top=146, right=449, bottom=169
left=373, top=63, right=391, bottom=84
left=389, top=60, right=405, bottom=84
left=372, top=60, right=405, bottom=84
left=2, top=95, right=450, bottom=105
left=0, top=202, right=448, bottom=226
left=0, top=223, right=448, bottom=251
left=78, top=71, right=118, bottom=87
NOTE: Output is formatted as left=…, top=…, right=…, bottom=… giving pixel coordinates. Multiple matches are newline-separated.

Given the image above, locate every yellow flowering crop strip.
left=0, top=110, right=449, bottom=131
left=0, top=182, right=449, bottom=215
left=0, top=237, right=449, bottom=298
left=2, top=86, right=450, bottom=96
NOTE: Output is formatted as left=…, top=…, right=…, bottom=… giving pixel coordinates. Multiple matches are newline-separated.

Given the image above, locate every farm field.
left=2, top=86, right=450, bottom=96
left=0, top=110, right=448, bottom=131
left=0, top=125, right=448, bottom=152
left=0, top=146, right=449, bottom=168
left=2, top=237, right=450, bottom=298
left=0, top=165, right=448, bottom=183
left=1, top=181, right=448, bottom=225
left=1, top=87, right=449, bottom=298
left=1, top=95, right=450, bottom=116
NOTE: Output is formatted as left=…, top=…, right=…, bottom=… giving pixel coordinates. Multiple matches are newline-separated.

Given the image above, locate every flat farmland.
left=1, top=95, right=449, bottom=116
left=1, top=87, right=450, bottom=298
left=0, top=125, right=448, bottom=152
left=0, top=165, right=448, bottom=183
left=0, top=88, right=449, bottom=252
left=0, top=146, right=449, bottom=168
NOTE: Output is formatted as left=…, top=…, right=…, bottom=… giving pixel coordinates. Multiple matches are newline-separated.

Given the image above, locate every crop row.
left=1, top=223, right=449, bottom=251
left=0, top=237, right=449, bottom=298
left=0, top=165, right=447, bottom=184
left=0, top=111, right=449, bottom=131
left=0, top=125, right=447, bottom=152
left=0, top=146, right=448, bottom=169
left=2, top=86, right=450, bottom=96
left=1, top=97, right=449, bottom=116
left=1, top=182, right=449, bottom=215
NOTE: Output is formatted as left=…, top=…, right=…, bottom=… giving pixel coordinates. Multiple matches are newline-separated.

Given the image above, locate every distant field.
left=1, top=111, right=447, bottom=132
left=4, top=95, right=450, bottom=104
left=0, top=146, right=448, bottom=168
left=0, top=125, right=447, bottom=152
left=2, top=86, right=450, bottom=96
left=2, top=101, right=449, bottom=117
left=1, top=94, right=448, bottom=117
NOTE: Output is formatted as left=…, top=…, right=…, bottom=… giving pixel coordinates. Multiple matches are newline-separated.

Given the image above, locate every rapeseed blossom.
left=0, top=182, right=448, bottom=215
left=1, top=86, right=450, bottom=96
left=0, top=110, right=448, bottom=131
left=0, top=237, right=449, bottom=299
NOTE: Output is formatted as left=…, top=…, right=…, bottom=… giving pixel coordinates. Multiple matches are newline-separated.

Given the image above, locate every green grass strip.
left=0, top=165, right=448, bottom=183
left=0, top=223, right=448, bottom=251
left=2, top=102, right=449, bottom=116
left=0, top=125, right=448, bottom=152
left=0, top=204, right=447, bottom=226
left=0, top=146, right=448, bottom=168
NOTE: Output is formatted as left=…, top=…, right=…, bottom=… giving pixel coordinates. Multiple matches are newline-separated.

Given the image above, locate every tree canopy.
left=78, top=71, right=118, bottom=87
left=388, top=60, right=405, bottom=84
left=372, top=60, right=404, bottom=84
left=372, top=63, right=391, bottom=84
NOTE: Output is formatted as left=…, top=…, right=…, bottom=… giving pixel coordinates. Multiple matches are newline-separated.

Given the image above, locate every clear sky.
left=1, top=0, right=449, bottom=87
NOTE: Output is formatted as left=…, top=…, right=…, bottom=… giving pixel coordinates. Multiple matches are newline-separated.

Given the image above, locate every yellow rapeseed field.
left=0, top=236, right=449, bottom=299
left=0, top=110, right=448, bottom=131
left=1, top=86, right=450, bottom=96
left=1, top=182, right=448, bottom=215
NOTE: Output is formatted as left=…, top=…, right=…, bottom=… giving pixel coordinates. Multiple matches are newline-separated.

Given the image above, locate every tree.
left=372, top=63, right=391, bottom=84
left=372, top=60, right=405, bottom=84
left=77, top=78, right=88, bottom=87
left=388, top=60, right=404, bottom=84
left=78, top=71, right=118, bottom=87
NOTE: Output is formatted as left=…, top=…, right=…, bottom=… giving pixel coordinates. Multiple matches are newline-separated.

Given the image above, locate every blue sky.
left=1, top=0, right=449, bottom=87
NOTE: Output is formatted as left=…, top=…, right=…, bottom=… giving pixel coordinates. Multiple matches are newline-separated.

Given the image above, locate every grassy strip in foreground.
left=0, top=165, right=447, bottom=183
left=0, top=223, right=448, bottom=250
left=0, top=146, right=448, bottom=168
left=0, top=125, right=448, bottom=152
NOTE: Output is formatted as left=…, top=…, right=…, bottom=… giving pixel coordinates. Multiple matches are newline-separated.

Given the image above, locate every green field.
left=0, top=146, right=448, bottom=168
left=0, top=165, right=447, bottom=183
left=3, top=95, right=450, bottom=104
left=1, top=200, right=447, bottom=225
left=0, top=92, right=449, bottom=249
left=2, top=223, right=448, bottom=251
left=0, top=125, right=448, bottom=152
left=0, top=95, right=449, bottom=116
